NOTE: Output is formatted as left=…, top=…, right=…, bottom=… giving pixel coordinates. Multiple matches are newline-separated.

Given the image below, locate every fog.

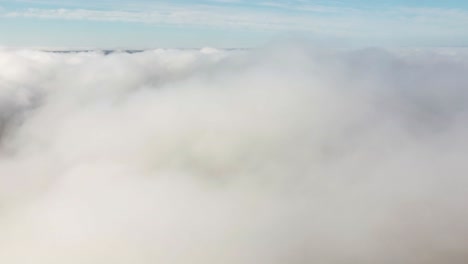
left=1, top=44, right=468, bottom=263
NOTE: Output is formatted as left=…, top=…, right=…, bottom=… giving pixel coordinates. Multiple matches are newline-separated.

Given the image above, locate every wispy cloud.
left=2, top=6, right=343, bottom=33
left=1, top=1, right=468, bottom=47
left=3, top=5, right=468, bottom=39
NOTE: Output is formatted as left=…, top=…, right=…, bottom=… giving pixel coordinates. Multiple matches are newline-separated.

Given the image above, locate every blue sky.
left=1, top=0, right=468, bottom=48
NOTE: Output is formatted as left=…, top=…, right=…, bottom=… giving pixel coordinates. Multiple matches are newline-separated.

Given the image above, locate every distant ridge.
left=42, top=48, right=246, bottom=54
left=44, top=50, right=145, bottom=55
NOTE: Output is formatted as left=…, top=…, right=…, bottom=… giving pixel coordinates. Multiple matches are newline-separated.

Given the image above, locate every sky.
left=2, top=3, right=468, bottom=264
left=0, top=0, right=468, bottom=48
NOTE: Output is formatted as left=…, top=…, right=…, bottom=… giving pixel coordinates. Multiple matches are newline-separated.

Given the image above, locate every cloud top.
left=1, top=45, right=468, bottom=263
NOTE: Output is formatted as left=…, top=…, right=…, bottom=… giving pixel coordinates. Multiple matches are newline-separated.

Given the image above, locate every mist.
left=1, top=44, right=468, bottom=263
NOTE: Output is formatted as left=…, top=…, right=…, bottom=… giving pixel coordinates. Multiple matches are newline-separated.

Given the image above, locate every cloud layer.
left=1, top=44, right=468, bottom=263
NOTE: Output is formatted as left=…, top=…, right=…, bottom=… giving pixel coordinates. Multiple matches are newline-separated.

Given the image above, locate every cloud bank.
left=1, top=44, right=468, bottom=263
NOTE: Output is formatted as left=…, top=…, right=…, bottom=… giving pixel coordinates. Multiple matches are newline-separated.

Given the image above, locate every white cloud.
left=1, top=44, right=468, bottom=263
